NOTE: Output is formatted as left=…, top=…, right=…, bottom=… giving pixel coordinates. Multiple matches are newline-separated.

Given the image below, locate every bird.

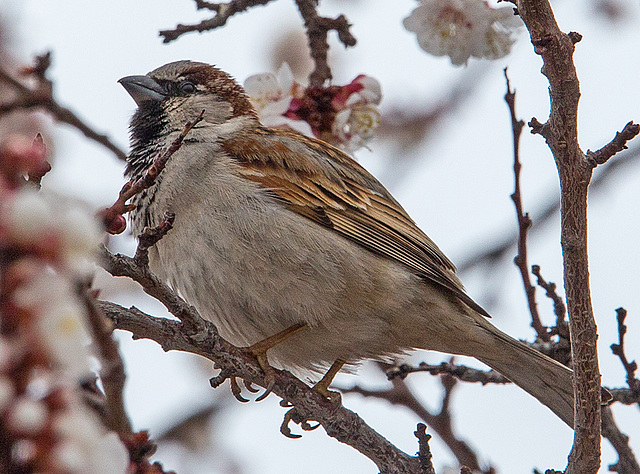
left=119, top=60, right=575, bottom=427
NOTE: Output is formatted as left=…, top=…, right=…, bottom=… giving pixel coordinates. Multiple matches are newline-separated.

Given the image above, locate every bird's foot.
left=278, top=359, right=346, bottom=438
left=210, top=323, right=308, bottom=402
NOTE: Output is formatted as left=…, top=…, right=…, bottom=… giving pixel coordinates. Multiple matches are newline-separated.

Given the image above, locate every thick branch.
left=97, top=300, right=421, bottom=473
left=294, top=0, right=356, bottom=86
left=517, top=1, right=602, bottom=471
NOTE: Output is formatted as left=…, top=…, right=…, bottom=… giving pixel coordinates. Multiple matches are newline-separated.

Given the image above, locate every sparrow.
left=119, top=60, right=575, bottom=426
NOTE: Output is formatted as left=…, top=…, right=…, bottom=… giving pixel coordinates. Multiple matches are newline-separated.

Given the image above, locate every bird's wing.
left=222, top=127, right=488, bottom=317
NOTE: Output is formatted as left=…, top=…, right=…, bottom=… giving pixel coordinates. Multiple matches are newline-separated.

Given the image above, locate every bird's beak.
left=118, top=75, right=167, bottom=105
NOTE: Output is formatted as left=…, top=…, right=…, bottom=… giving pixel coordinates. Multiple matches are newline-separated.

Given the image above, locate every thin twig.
left=340, top=362, right=492, bottom=472
left=585, top=121, right=640, bottom=168
left=611, top=308, right=640, bottom=397
left=159, top=0, right=275, bottom=43
left=504, top=69, right=548, bottom=341
left=387, top=361, right=510, bottom=385
left=98, top=111, right=204, bottom=234
left=531, top=265, right=569, bottom=339
left=414, top=423, right=436, bottom=474
left=601, top=406, right=640, bottom=474
left=457, top=144, right=640, bottom=274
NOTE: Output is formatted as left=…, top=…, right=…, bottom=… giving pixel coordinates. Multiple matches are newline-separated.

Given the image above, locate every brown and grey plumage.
left=120, top=60, right=575, bottom=427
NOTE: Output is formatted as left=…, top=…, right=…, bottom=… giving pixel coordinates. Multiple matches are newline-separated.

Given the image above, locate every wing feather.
left=223, top=127, right=489, bottom=317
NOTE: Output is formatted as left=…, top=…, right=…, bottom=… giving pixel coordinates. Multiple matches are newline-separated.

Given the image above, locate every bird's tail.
left=474, top=320, right=575, bottom=427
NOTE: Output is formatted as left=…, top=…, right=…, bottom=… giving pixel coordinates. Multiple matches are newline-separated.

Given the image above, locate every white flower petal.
left=403, top=0, right=520, bottom=65
left=276, top=62, right=294, bottom=94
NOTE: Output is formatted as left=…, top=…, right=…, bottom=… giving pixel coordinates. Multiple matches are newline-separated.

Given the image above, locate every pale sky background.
left=3, top=0, right=640, bottom=472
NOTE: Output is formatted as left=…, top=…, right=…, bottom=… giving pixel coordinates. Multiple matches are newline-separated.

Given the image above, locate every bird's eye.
left=180, top=81, right=197, bottom=94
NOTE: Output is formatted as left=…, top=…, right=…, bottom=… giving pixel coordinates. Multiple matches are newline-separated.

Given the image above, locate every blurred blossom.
left=245, top=65, right=382, bottom=155
left=1, top=188, right=102, bottom=273
left=403, top=0, right=522, bottom=65
left=6, top=398, right=48, bottom=435
left=13, top=272, right=93, bottom=379
left=52, top=402, right=129, bottom=473
left=244, top=63, right=313, bottom=135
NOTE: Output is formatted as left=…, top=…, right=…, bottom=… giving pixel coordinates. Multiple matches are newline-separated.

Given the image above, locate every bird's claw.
left=230, top=377, right=250, bottom=403
left=244, top=380, right=259, bottom=393
left=280, top=407, right=321, bottom=439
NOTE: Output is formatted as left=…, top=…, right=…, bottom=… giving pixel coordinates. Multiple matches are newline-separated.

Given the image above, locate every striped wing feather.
left=222, top=127, right=488, bottom=317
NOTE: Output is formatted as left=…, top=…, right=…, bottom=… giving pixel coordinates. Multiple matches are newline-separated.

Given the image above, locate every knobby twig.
left=0, top=52, right=127, bottom=161
left=293, top=0, right=356, bottom=86
left=414, top=423, right=436, bottom=474
left=611, top=308, right=640, bottom=398
left=531, top=265, right=569, bottom=339
left=159, top=0, right=276, bottom=43
left=387, top=361, right=509, bottom=385
left=98, top=111, right=204, bottom=234
left=341, top=362, right=492, bottom=472
left=585, top=121, right=640, bottom=168
left=503, top=68, right=548, bottom=342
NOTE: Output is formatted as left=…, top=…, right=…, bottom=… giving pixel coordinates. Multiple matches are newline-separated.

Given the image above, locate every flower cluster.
left=0, top=136, right=128, bottom=473
left=403, top=0, right=522, bottom=66
left=244, top=64, right=382, bottom=155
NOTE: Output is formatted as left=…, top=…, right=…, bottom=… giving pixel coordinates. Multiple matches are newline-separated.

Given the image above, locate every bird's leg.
left=280, top=359, right=346, bottom=438
left=312, top=359, right=345, bottom=403
left=240, top=322, right=307, bottom=401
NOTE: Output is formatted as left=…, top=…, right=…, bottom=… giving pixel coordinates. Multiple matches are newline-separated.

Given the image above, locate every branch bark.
left=516, top=1, right=627, bottom=472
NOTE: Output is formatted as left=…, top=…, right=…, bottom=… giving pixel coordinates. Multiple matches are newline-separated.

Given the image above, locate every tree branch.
left=97, top=299, right=422, bottom=473
left=293, top=0, right=356, bottom=87
left=585, top=121, right=640, bottom=168
left=515, top=0, right=638, bottom=470
left=504, top=69, right=548, bottom=341
left=159, top=0, right=276, bottom=43
left=601, top=406, right=640, bottom=474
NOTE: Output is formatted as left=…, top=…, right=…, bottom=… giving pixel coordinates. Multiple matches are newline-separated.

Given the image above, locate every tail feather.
left=475, top=324, right=575, bottom=427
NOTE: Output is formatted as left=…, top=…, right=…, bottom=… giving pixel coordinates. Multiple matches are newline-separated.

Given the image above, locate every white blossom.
left=332, top=104, right=382, bottom=154
left=332, top=75, right=383, bottom=154
left=7, top=398, right=48, bottom=435
left=1, top=189, right=101, bottom=273
left=403, top=0, right=522, bottom=65
left=244, top=63, right=313, bottom=136
left=13, top=272, right=93, bottom=379
left=52, top=402, right=129, bottom=474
